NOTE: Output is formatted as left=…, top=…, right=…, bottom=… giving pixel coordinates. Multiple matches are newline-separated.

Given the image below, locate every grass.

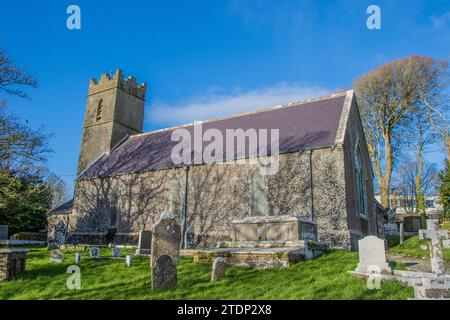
left=0, top=246, right=412, bottom=300
left=388, top=235, right=450, bottom=261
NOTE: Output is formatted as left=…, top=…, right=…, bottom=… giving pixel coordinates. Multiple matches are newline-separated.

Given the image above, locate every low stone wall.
left=0, top=249, right=29, bottom=281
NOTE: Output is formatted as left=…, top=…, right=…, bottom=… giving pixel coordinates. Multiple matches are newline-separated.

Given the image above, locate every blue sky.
left=0, top=0, right=449, bottom=193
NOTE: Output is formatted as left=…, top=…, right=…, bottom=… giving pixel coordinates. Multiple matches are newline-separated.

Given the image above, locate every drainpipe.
left=307, top=150, right=315, bottom=222
left=181, top=165, right=189, bottom=249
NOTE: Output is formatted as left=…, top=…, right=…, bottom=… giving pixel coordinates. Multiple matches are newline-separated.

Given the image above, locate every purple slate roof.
left=79, top=94, right=347, bottom=179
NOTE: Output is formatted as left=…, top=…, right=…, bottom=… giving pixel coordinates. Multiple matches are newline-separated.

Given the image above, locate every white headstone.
left=125, top=255, right=132, bottom=267
left=75, top=252, right=81, bottom=264
left=355, top=236, right=391, bottom=274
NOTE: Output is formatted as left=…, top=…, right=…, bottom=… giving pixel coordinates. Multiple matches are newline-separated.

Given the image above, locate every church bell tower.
left=77, top=69, right=146, bottom=175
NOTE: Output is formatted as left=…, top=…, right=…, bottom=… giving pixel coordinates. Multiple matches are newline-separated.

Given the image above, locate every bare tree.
left=0, top=49, right=38, bottom=98
left=393, top=160, right=439, bottom=214
left=354, top=56, right=447, bottom=209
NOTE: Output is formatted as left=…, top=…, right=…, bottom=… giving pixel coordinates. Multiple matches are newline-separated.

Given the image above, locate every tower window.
left=96, top=99, right=103, bottom=121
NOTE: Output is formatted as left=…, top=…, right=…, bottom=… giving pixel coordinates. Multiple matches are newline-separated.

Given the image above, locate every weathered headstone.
left=112, top=246, right=121, bottom=257
left=89, top=247, right=100, bottom=258
left=136, top=230, right=152, bottom=255
left=152, top=255, right=177, bottom=290
left=414, top=211, right=450, bottom=299
left=50, top=249, right=64, bottom=263
left=184, top=226, right=195, bottom=249
left=151, top=211, right=181, bottom=291
left=125, top=255, right=132, bottom=267
left=75, top=252, right=81, bottom=264
left=418, top=213, right=449, bottom=276
left=355, top=236, right=391, bottom=274
left=0, top=225, right=8, bottom=240
left=249, top=167, right=268, bottom=217
left=211, top=257, right=227, bottom=282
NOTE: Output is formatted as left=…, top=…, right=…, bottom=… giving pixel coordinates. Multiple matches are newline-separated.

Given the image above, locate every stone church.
left=47, top=69, right=378, bottom=250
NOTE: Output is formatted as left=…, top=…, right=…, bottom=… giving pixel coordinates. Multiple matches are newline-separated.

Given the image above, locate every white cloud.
left=431, top=11, right=450, bottom=29
left=147, top=83, right=331, bottom=127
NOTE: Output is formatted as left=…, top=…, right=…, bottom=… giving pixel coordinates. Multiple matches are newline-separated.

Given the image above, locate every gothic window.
left=355, top=144, right=367, bottom=217
left=96, top=99, right=103, bottom=121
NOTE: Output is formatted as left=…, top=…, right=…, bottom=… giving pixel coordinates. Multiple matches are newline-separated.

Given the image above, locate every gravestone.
left=418, top=213, right=449, bottom=276
left=414, top=211, right=450, bottom=299
left=75, top=252, right=81, bottom=264
left=184, top=226, right=195, bottom=249
left=399, top=222, right=404, bottom=244
left=125, top=255, right=132, bottom=267
left=136, top=230, right=152, bottom=255
left=355, top=236, right=391, bottom=274
left=0, top=225, right=8, bottom=240
left=152, top=255, right=177, bottom=290
left=89, top=247, right=100, bottom=258
left=112, top=246, right=121, bottom=257
left=151, top=211, right=181, bottom=291
left=211, top=257, right=227, bottom=282
left=249, top=168, right=268, bottom=217
left=50, top=249, right=64, bottom=263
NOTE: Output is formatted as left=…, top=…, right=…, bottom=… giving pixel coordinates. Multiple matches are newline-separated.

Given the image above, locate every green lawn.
left=388, top=235, right=450, bottom=261
left=0, top=247, right=412, bottom=300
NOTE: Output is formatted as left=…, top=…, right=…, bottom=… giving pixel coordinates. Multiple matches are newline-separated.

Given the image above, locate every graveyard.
left=0, top=245, right=413, bottom=300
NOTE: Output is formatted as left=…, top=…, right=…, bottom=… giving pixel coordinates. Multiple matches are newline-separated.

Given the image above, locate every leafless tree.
left=0, top=49, right=38, bottom=98
left=354, top=56, right=447, bottom=209
left=393, top=160, right=439, bottom=214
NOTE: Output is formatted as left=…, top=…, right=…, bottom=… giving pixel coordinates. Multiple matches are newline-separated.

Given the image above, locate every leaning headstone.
left=112, top=246, right=121, bottom=257
left=75, top=252, right=81, bottom=264
left=355, top=236, right=391, bottom=274
left=249, top=167, right=269, bottom=217
left=136, top=230, right=152, bottom=255
left=211, top=257, right=227, bottom=282
left=125, top=255, right=132, bottom=267
left=50, top=249, right=64, bottom=263
left=0, top=225, right=8, bottom=240
left=151, top=211, right=181, bottom=291
left=89, top=247, right=100, bottom=258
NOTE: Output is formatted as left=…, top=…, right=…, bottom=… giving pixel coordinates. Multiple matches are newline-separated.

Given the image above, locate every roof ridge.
left=131, top=89, right=350, bottom=139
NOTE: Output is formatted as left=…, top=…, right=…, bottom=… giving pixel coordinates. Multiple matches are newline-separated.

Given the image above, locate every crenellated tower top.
left=88, top=69, right=146, bottom=100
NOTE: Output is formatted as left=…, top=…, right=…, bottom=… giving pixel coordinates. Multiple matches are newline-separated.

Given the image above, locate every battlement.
left=88, top=69, right=146, bottom=100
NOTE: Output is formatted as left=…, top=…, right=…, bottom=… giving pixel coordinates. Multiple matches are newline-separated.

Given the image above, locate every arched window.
left=96, top=99, right=103, bottom=121
left=355, top=145, right=366, bottom=216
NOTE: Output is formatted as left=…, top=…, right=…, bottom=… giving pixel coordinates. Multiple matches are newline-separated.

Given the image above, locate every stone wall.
left=0, top=251, right=27, bottom=281
left=69, top=143, right=373, bottom=249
